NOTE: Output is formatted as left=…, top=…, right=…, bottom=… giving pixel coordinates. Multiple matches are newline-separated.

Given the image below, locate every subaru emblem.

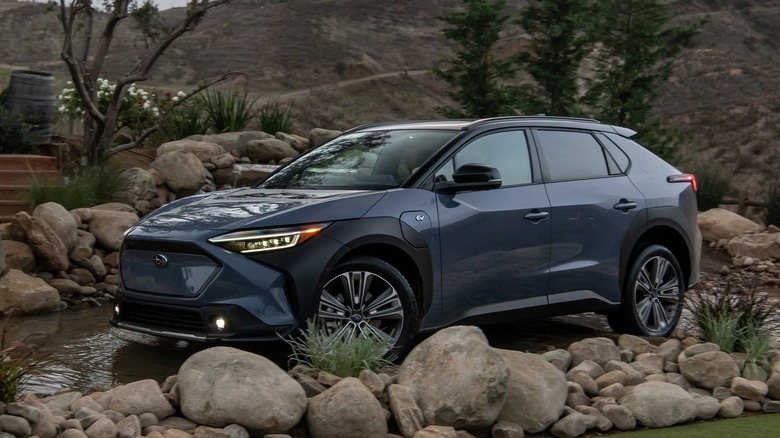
left=152, top=254, right=169, bottom=268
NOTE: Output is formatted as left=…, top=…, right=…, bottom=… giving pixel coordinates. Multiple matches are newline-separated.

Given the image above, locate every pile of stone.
left=3, top=326, right=780, bottom=438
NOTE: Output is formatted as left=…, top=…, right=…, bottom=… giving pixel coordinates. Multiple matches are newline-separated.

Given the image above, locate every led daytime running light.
left=209, top=224, right=328, bottom=254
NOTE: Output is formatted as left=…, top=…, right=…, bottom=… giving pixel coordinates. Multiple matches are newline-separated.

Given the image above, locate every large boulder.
left=725, top=233, right=780, bottom=261
left=84, top=210, right=140, bottom=252
left=150, top=151, right=211, bottom=197
left=495, top=349, right=567, bottom=433
left=188, top=131, right=273, bottom=157
left=177, top=347, right=306, bottom=434
left=679, top=351, right=740, bottom=389
left=568, top=337, right=621, bottom=368
left=114, top=168, right=158, bottom=207
left=0, top=269, right=61, bottom=315
left=306, top=377, right=387, bottom=438
left=275, top=132, right=310, bottom=153
left=619, top=381, right=697, bottom=428
left=211, top=164, right=278, bottom=188
left=396, top=326, right=509, bottom=429
left=697, top=208, right=762, bottom=242
left=8, top=212, right=69, bottom=272
left=245, top=138, right=299, bottom=163
left=308, top=128, right=342, bottom=147
left=33, top=202, right=78, bottom=252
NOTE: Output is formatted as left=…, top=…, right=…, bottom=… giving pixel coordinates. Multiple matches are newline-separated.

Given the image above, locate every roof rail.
left=471, top=115, right=602, bottom=124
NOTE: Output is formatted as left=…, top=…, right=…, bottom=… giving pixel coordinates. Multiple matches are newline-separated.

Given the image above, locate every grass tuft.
left=284, top=319, right=394, bottom=378
left=199, top=89, right=256, bottom=133
left=0, top=325, right=47, bottom=403
left=258, top=98, right=296, bottom=134
left=27, top=165, right=122, bottom=210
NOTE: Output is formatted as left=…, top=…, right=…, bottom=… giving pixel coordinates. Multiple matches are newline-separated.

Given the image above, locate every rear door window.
left=535, top=130, right=610, bottom=181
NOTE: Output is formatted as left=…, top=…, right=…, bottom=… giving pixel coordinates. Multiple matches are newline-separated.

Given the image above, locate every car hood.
left=137, top=188, right=387, bottom=230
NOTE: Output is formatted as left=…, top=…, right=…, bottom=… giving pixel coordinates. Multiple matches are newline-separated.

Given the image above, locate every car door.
left=533, top=129, right=646, bottom=305
left=434, top=130, right=552, bottom=325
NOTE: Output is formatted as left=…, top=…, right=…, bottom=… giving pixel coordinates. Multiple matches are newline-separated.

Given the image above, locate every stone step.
left=0, top=199, right=30, bottom=222
left=0, top=170, right=62, bottom=186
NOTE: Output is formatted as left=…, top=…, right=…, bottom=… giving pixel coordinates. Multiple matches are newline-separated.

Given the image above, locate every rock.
left=211, top=153, right=236, bottom=169
left=656, top=339, right=683, bottom=364
left=9, top=211, right=69, bottom=272
left=725, top=233, right=780, bottom=261
left=0, top=414, right=32, bottom=438
left=618, top=334, right=656, bottom=355
left=0, top=269, right=62, bottom=314
left=683, top=342, right=721, bottom=358
left=74, top=407, right=104, bottom=429
left=575, top=405, right=612, bottom=432
left=549, top=412, right=587, bottom=438
left=33, top=202, right=78, bottom=251
left=150, top=151, right=211, bottom=197
left=108, top=380, right=175, bottom=419
left=631, top=353, right=665, bottom=375
left=599, top=382, right=627, bottom=399
left=388, top=384, right=424, bottom=438
left=157, top=140, right=227, bottom=163
left=619, top=381, right=697, bottom=428
left=595, top=370, right=628, bottom=389
left=189, top=131, right=273, bottom=157
left=495, top=349, right=567, bottom=433
left=764, top=401, right=780, bottom=413
left=115, top=168, right=158, bottom=207
left=767, top=372, right=780, bottom=400
left=178, top=347, right=306, bottom=433
left=2, top=240, right=37, bottom=272
left=69, top=229, right=97, bottom=268
left=62, top=429, right=89, bottom=438
left=568, top=337, right=620, bottom=368
left=306, top=377, right=387, bottom=438
left=275, top=132, right=310, bottom=153
left=86, top=210, right=139, bottom=252
left=491, top=420, right=524, bottom=438
left=116, top=415, right=142, bottom=438
left=570, top=371, right=599, bottom=396
left=718, top=396, right=744, bottom=418
left=541, top=349, right=571, bottom=372
left=568, top=360, right=605, bottom=379
left=85, top=417, right=118, bottom=438
left=600, top=404, right=636, bottom=431
left=565, top=382, right=590, bottom=408
left=308, top=128, right=342, bottom=147
left=396, top=326, right=509, bottom=429
left=679, top=351, right=740, bottom=389
left=697, top=208, right=762, bottom=242
left=730, top=377, right=768, bottom=401
left=358, top=369, right=385, bottom=398
left=6, top=402, right=41, bottom=423
left=69, top=268, right=96, bottom=286
left=693, top=395, right=721, bottom=419
left=604, top=360, right=644, bottom=385
left=245, top=138, right=299, bottom=163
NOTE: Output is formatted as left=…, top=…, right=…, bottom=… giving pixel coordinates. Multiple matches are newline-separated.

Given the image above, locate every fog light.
left=210, top=315, right=228, bottom=332
left=114, top=304, right=120, bottom=315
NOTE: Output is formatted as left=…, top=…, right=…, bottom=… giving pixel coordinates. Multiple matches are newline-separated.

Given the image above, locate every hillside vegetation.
left=1, top=0, right=779, bottom=195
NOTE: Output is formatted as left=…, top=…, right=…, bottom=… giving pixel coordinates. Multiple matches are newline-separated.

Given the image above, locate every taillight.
left=667, top=174, right=697, bottom=192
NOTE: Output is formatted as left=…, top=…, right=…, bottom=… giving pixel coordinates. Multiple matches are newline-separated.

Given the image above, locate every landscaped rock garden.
left=2, top=326, right=779, bottom=438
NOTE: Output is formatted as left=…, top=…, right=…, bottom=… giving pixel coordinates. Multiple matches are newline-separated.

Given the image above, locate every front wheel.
left=317, top=256, right=419, bottom=356
left=607, top=245, right=685, bottom=338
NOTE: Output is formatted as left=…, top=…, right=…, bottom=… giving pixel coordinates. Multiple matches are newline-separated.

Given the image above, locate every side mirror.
left=435, top=163, right=502, bottom=193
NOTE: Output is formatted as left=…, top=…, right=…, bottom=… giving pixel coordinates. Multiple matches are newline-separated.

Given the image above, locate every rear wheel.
left=317, top=256, right=419, bottom=356
left=607, top=245, right=684, bottom=337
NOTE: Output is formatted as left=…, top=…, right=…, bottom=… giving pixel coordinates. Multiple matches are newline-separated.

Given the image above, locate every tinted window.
left=595, top=132, right=631, bottom=174
left=435, top=130, right=532, bottom=186
left=537, top=130, right=609, bottom=181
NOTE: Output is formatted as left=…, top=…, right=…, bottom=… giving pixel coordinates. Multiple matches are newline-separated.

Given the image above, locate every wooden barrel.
left=5, top=70, right=56, bottom=145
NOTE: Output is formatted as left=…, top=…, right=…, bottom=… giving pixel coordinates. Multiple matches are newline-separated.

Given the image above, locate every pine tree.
left=584, top=0, right=702, bottom=161
left=435, top=0, right=518, bottom=118
left=516, top=0, right=594, bottom=116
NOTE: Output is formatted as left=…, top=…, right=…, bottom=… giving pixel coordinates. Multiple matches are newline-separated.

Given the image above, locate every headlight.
left=208, top=223, right=330, bottom=254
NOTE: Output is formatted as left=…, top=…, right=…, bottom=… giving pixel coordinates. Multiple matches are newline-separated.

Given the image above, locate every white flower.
left=58, top=105, right=66, bottom=112
left=172, top=96, right=179, bottom=102
left=143, top=101, right=151, bottom=109
left=177, top=91, right=186, bottom=97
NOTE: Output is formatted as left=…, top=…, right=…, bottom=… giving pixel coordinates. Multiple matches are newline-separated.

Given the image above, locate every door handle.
left=524, top=211, right=550, bottom=222
left=614, top=199, right=638, bottom=212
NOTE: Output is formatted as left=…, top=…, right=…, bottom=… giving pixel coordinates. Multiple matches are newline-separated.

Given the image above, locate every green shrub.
left=199, top=89, right=256, bottom=133
left=27, top=165, right=122, bottom=210
left=0, top=106, right=35, bottom=154
left=739, top=323, right=771, bottom=368
left=285, top=319, right=394, bottom=378
left=765, top=180, right=780, bottom=227
left=158, top=99, right=209, bottom=141
left=689, top=162, right=731, bottom=211
left=686, top=281, right=779, bottom=353
left=258, top=98, right=295, bottom=134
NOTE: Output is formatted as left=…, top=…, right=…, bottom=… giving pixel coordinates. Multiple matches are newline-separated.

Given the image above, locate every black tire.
left=607, top=245, right=685, bottom=337
left=317, top=256, right=419, bottom=356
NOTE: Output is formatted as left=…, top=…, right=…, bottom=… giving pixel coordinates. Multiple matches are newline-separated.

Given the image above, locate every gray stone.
left=618, top=334, right=656, bottom=355
left=725, top=232, right=780, bottom=261
left=718, top=396, right=744, bottom=418
left=178, top=347, right=306, bottom=433
left=387, top=384, right=424, bottom=438
left=496, top=349, right=567, bottom=434
left=619, top=381, right=697, bottom=428
left=570, top=371, right=599, bottom=396
left=2, top=240, right=36, bottom=272
left=358, top=369, right=385, bottom=398
left=574, top=406, right=612, bottom=431
left=679, top=351, right=740, bottom=389
left=604, top=360, right=644, bottom=385
left=33, top=202, right=78, bottom=251
left=683, top=342, right=721, bottom=358
left=491, top=420, right=524, bottom=438
left=245, top=139, right=299, bottom=163
left=397, top=326, right=509, bottom=429
left=6, top=402, right=41, bottom=423
left=85, top=210, right=139, bottom=252
left=306, top=377, right=387, bottom=438
left=565, top=382, right=591, bottom=408
left=85, top=417, right=118, bottom=438
left=767, top=372, right=780, bottom=400
left=763, top=400, right=780, bottom=413
left=308, top=128, right=342, bottom=148
left=150, top=151, right=211, bottom=197
left=731, top=376, right=768, bottom=401
left=693, top=395, right=721, bottom=419
left=0, top=269, right=61, bottom=315
left=567, top=360, right=605, bottom=379
left=0, top=414, right=32, bottom=437
left=60, top=430, right=88, bottom=438
left=697, top=208, right=762, bottom=242
left=139, top=412, right=159, bottom=429
left=541, top=349, right=571, bottom=373
left=8, top=212, right=69, bottom=272
left=108, top=379, right=174, bottom=419
left=600, top=404, right=636, bottom=431
left=549, top=412, right=587, bottom=438
left=657, top=339, right=683, bottom=364
left=568, top=337, right=620, bottom=368
left=598, top=382, right=627, bottom=399
left=631, top=353, right=665, bottom=375
left=157, top=140, right=227, bottom=163
left=116, top=415, right=142, bottom=438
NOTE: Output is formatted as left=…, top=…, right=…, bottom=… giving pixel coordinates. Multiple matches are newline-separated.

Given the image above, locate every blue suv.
left=112, top=117, right=701, bottom=352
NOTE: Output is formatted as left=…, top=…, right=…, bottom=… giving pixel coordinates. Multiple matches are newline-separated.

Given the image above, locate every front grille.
left=123, top=302, right=205, bottom=333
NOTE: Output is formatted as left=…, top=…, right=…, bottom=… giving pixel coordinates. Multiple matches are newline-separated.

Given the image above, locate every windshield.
left=259, top=129, right=458, bottom=189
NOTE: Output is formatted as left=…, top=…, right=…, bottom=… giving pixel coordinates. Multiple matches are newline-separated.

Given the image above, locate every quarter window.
left=435, top=131, right=532, bottom=186
left=536, top=130, right=610, bottom=181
